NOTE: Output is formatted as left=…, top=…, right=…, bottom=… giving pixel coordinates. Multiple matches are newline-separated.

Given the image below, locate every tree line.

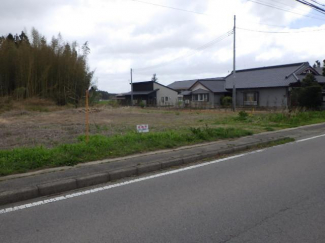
left=0, top=28, right=94, bottom=106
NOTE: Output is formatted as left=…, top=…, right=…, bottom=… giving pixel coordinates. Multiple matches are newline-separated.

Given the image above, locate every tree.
left=151, top=73, right=158, bottom=82
left=0, top=28, right=94, bottom=106
left=88, top=86, right=102, bottom=105
left=313, top=60, right=321, bottom=68
left=291, top=74, right=322, bottom=109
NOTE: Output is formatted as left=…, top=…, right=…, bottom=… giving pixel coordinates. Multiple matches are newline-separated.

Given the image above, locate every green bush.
left=291, top=74, right=322, bottom=109
left=139, top=101, right=145, bottom=108
left=221, top=96, right=232, bottom=107
left=237, top=111, right=249, bottom=121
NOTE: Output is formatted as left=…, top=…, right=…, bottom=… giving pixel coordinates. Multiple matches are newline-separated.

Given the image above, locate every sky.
left=1, top=0, right=325, bottom=93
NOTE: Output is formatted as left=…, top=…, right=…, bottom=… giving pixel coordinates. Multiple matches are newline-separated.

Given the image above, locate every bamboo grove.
left=0, top=28, right=93, bottom=105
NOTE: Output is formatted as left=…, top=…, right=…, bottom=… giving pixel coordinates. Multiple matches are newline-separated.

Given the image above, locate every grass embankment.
left=2, top=110, right=325, bottom=176
left=254, top=137, right=295, bottom=149
left=0, top=127, right=252, bottom=176
left=217, top=110, right=325, bottom=131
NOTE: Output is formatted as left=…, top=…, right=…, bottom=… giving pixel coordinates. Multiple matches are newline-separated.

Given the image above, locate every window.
left=161, top=97, right=164, bottom=103
left=192, top=94, right=208, bottom=102
left=244, top=92, right=258, bottom=106
left=165, top=97, right=169, bottom=102
left=198, top=94, right=208, bottom=101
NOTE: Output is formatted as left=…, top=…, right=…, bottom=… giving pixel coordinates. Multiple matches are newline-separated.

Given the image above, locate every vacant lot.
left=0, top=103, right=241, bottom=150
left=2, top=99, right=325, bottom=176
left=1, top=99, right=325, bottom=151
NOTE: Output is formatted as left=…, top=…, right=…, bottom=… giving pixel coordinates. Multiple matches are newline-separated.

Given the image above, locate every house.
left=168, top=79, right=198, bottom=93
left=168, top=78, right=229, bottom=108
left=225, top=62, right=325, bottom=108
left=117, top=81, right=178, bottom=106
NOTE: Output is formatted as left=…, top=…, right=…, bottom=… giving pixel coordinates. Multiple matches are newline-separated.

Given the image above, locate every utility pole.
left=232, top=15, right=236, bottom=112
left=130, top=68, right=133, bottom=106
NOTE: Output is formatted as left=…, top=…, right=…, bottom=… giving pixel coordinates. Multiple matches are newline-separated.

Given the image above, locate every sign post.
left=137, top=124, right=149, bottom=133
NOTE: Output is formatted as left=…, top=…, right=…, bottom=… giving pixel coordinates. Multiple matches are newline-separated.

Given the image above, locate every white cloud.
left=1, top=0, right=324, bottom=93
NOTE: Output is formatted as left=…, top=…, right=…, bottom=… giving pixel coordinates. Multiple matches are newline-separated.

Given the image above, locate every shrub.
left=291, top=74, right=322, bottom=109
left=221, top=96, right=232, bottom=107
left=237, top=111, right=249, bottom=120
left=139, top=101, right=145, bottom=108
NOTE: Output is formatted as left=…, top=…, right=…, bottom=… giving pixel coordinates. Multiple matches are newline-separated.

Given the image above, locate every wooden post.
left=86, top=90, right=89, bottom=143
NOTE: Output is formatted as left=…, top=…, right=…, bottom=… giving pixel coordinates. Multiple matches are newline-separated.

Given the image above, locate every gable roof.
left=168, top=77, right=226, bottom=92
left=120, top=90, right=158, bottom=96
left=168, top=79, right=198, bottom=90
left=154, top=81, right=178, bottom=92
left=314, top=67, right=323, bottom=75
left=132, top=81, right=177, bottom=92
left=191, top=79, right=227, bottom=93
left=296, top=75, right=325, bottom=84
left=225, top=62, right=310, bottom=89
left=192, top=88, right=210, bottom=94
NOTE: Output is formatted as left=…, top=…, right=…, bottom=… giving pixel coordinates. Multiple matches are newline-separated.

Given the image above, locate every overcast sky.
left=1, top=0, right=325, bottom=93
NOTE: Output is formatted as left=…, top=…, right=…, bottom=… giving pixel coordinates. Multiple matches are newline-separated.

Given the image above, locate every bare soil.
left=0, top=101, right=243, bottom=150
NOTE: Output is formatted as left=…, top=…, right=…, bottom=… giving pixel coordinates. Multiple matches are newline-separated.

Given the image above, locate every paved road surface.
left=1, top=135, right=325, bottom=242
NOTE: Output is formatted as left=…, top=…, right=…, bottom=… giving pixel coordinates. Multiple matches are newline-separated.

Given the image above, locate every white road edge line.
left=1, top=133, right=324, bottom=215
left=0, top=150, right=264, bottom=215
left=296, top=134, right=325, bottom=143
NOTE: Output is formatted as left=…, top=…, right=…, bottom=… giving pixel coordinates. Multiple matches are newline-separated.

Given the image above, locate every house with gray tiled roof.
left=225, top=62, right=325, bottom=108
left=168, top=78, right=230, bottom=108
left=168, top=79, right=198, bottom=92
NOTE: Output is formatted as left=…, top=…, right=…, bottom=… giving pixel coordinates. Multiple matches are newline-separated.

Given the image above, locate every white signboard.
left=137, top=124, right=149, bottom=133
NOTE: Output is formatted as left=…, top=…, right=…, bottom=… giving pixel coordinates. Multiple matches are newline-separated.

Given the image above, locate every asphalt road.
left=1, top=135, right=325, bottom=243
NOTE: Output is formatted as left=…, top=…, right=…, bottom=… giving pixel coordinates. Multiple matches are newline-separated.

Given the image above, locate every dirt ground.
left=0, top=102, right=242, bottom=150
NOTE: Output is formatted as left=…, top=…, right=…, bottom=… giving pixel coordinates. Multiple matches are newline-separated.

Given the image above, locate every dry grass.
left=0, top=102, right=310, bottom=151
left=0, top=105, right=248, bottom=150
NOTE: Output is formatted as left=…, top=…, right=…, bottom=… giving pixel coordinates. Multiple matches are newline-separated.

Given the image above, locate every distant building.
left=168, top=78, right=229, bottom=108
left=116, top=81, right=178, bottom=107
left=167, top=62, right=325, bottom=108
left=225, top=62, right=325, bottom=108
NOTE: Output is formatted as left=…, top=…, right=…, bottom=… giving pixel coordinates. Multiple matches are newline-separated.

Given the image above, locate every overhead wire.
left=131, top=0, right=209, bottom=16
left=246, top=0, right=325, bottom=20
left=268, top=0, right=325, bottom=17
left=237, top=26, right=325, bottom=33
left=134, top=30, right=233, bottom=72
left=129, top=0, right=324, bottom=73
left=294, top=0, right=325, bottom=14
left=309, top=0, right=325, bottom=6
left=130, top=0, right=294, bottom=28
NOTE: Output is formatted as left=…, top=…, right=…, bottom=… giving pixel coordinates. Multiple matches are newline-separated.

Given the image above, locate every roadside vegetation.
left=216, top=110, right=325, bottom=130
left=2, top=101, right=325, bottom=176
left=0, top=127, right=252, bottom=176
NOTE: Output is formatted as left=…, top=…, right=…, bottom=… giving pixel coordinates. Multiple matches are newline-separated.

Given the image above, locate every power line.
left=263, top=0, right=325, bottom=17
left=309, top=0, right=325, bottom=6
left=134, top=30, right=233, bottom=72
left=130, top=0, right=294, bottom=28
left=238, top=26, right=325, bottom=33
left=294, top=0, right=325, bottom=14
left=131, top=0, right=209, bottom=16
left=247, top=0, right=325, bottom=20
